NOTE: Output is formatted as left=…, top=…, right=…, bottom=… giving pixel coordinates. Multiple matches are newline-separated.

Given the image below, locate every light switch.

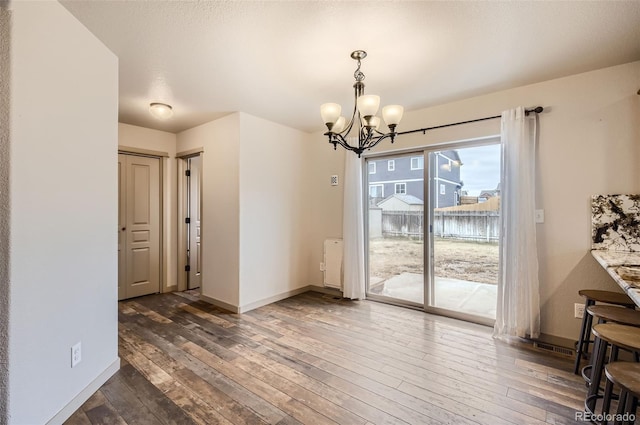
left=535, top=209, right=545, bottom=223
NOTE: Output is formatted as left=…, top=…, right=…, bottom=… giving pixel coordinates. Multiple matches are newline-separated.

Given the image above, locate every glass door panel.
left=366, top=153, right=424, bottom=306
left=427, top=144, right=500, bottom=320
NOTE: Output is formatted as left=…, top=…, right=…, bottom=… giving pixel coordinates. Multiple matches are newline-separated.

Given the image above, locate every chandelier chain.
left=354, top=59, right=365, bottom=82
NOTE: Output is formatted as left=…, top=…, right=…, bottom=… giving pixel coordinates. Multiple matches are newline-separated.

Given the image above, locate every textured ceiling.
left=60, top=1, right=640, bottom=134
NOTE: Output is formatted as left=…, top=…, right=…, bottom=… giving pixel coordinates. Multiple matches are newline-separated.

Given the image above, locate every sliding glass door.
left=366, top=141, right=500, bottom=324
left=366, top=153, right=425, bottom=308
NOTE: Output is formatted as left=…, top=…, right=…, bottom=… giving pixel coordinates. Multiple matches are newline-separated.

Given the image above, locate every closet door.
left=118, top=154, right=161, bottom=300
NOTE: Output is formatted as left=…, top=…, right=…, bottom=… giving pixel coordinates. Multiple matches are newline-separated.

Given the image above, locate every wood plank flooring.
left=65, top=291, right=587, bottom=425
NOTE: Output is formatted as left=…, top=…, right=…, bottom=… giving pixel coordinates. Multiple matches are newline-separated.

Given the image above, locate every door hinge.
left=185, top=170, right=191, bottom=177
left=185, top=265, right=191, bottom=272
left=429, top=224, right=433, bottom=233
left=185, top=217, right=190, bottom=224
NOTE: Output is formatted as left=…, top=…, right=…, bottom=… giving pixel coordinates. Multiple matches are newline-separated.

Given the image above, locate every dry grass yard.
left=369, top=237, right=499, bottom=284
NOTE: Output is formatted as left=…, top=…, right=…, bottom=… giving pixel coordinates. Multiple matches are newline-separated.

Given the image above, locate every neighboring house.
left=367, top=150, right=463, bottom=208
left=432, top=150, right=463, bottom=208
left=377, top=194, right=424, bottom=211
left=479, top=184, right=501, bottom=202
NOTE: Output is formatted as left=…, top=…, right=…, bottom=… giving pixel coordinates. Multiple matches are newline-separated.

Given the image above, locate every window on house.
left=388, top=160, right=395, bottom=171
left=411, top=157, right=424, bottom=170
left=395, top=183, right=407, bottom=195
left=369, top=185, right=383, bottom=198
left=369, top=162, right=376, bottom=174
left=440, top=184, right=446, bottom=195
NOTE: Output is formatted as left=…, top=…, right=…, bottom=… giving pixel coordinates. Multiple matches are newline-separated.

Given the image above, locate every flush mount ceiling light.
left=149, top=102, right=173, bottom=120
left=321, top=50, right=404, bottom=157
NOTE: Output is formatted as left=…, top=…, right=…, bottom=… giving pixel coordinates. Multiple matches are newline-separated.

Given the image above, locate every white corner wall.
left=118, top=123, right=178, bottom=292
left=177, top=114, right=241, bottom=308
left=306, top=60, right=640, bottom=341
left=8, top=2, right=119, bottom=424
left=0, top=4, right=10, bottom=422
left=238, top=113, right=310, bottom=309
left=176, top=112, right=312, bottom=312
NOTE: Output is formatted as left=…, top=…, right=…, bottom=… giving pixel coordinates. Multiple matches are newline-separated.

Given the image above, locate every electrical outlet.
left=574, top=303, right=585, bottom=319
left=71, top=342, right=82, bottom=368
left=320, top=262, right=325, bottom=272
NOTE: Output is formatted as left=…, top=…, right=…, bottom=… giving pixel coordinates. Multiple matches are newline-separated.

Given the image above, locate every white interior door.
left=118, top=153, right=161, bottom=300
left=187, top=156, right=202, bottom=289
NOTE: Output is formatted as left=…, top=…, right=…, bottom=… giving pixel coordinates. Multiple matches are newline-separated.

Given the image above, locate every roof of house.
left=435, top=196, right=500, bottom=212
left=378, top=194, right=424, bottom=206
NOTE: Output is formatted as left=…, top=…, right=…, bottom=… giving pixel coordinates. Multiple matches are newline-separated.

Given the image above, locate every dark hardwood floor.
left=65, top=291, right=587, bottom=425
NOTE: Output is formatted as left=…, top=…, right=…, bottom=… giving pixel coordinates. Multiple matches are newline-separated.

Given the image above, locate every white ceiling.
left=60, top=1, right=640, bottom=134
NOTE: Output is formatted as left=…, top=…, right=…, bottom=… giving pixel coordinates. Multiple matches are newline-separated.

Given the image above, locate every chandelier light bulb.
left=357, top=95, right=380, bottom=118
left=149, top=102, right=173, bottom=120
left=382, top=105, right=404, bottom=126
left=332, top=116, right=346, bottom=133
left=320, top=103, right=341, bottom=127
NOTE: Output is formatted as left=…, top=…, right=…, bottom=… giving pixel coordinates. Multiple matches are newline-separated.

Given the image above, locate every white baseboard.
left=199, top=294, right=240, bottom=313
left=46, top=357, right=120, bottom=425
left=199, top=285, right=342, bottom=314
left=306, top=285, right=344, bottom=297
left=198, top=285, right=344, bottom=314
left=238, top=286, right=313, bottom=313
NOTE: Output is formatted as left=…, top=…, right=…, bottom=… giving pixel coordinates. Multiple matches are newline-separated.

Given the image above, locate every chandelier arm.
left=363, top=133, right=393, bottom=152
left=330, top=133, right=356, bottom=152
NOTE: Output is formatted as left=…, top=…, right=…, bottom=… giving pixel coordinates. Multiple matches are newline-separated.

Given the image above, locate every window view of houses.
left=366, top=145, right=501, bottom=319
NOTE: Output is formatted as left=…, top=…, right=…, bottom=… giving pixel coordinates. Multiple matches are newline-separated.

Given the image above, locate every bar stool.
left=585, top=323, right=640, bottom=416
left=574, top=290, right=636, bottom=375
left=581, top=306, right=640, bottom=383
left=604, top=362, right=640, bottom=424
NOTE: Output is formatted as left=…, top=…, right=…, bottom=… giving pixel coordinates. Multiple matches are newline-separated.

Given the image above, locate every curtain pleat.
left=342, top=153, right=366, bottom=300
left=494, top=107, right=541, bottom=340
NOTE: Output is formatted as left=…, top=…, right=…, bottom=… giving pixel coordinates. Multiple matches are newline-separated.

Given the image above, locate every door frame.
left=362, top=136, right=500, bottom=326
left=176, top=147, right=204, bottom=292
left=117, top=146, right=167, bottom=298
left=364, top=150, right=425, bottom=310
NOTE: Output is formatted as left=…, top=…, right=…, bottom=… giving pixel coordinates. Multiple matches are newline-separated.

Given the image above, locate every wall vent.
left=533, top=341, right=574, bottom=357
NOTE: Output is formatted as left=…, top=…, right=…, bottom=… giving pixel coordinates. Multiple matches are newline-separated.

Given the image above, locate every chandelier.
left=320, top=50, right=404, bottom=157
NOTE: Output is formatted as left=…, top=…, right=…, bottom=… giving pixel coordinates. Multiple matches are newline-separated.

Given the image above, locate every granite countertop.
left=591, top=250, right=640, bottom=307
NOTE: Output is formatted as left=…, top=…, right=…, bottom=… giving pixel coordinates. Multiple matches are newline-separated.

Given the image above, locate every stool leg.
left=574, top=299, right=595, bottom=374
left=586, top=335, right=608, bottom=414
left=614, top=389, right=627, bottom=425
left=603, top=375, right=615, bottom=417
left=628, top=396, right=637, bottom=425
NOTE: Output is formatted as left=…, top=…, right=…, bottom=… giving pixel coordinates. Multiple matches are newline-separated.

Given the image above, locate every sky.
left=457, top=144, right=501, bottom=196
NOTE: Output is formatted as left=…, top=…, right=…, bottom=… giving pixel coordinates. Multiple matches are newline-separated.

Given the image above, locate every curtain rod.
left=397, top=106, right=544, bottom=136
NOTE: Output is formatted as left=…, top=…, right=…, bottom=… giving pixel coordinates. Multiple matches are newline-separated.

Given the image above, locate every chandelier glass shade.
left=321, top=50, right=403, bottom=157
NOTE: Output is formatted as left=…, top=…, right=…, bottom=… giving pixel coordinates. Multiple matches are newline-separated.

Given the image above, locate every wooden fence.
left=381, top=211, right=423, bottom=238
left=381, top=210, right=499, bottom=242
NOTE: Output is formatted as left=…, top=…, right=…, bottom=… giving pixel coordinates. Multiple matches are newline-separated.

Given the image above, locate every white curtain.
left=342, top=152, right=366, bottom=300
left=494, top=107, right=541, bottom=341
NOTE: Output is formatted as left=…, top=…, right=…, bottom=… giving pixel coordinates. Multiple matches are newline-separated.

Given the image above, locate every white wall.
left=118, top=123, right=178, bottom=292
left=0, top=4, right=10, bottom=421
left=238, top=113, right=309, bottom=308
left=177, top=112, right=312, bottom=311
left=8, top=2, right=119, bottom=423
left=177, top=114, right=241, bottom=307
left=306, top=61, right=640, bottom=341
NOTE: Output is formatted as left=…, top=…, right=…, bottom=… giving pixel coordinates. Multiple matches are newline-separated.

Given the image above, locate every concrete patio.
left=369, top=272, right=497, bottom=319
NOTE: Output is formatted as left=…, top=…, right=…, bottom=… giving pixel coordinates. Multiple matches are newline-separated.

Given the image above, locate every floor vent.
left=533, top=341, right=574, bottom=357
